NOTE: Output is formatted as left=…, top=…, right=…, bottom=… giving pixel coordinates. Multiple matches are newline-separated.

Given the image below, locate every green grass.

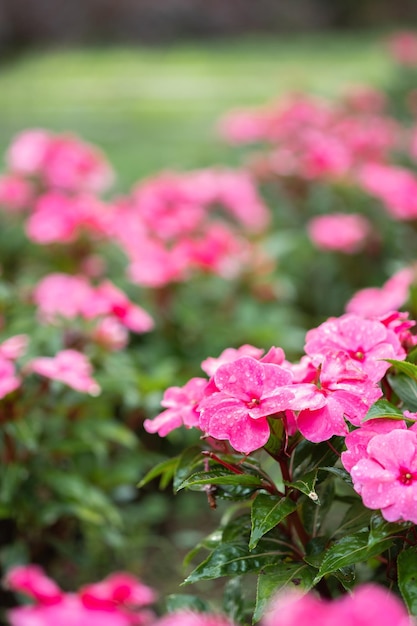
left=0, top=31, right=393, bottom=190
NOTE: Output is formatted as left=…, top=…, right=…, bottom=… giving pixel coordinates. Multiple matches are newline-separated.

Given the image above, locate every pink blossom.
left=0, top=334, right=29, bottom=360
left=295, top=354, right=382, bottom=442
left=6, top=566, right=155, bottom=626
left=26, top=192, right=113, bottom=244
left=154, top=611, right=236, bottom=626
left=262, top=585, right=412, bottom=626
left=341, top=419, right=407, bottom=473
left=27, top=349, right=101, bottom=395
left=359, top=163, right=417, bottom=220
left=6, top=129, right=51, bottom=175
left=143, top=378, right=208, bottom=437
left=387, top=31, right=417, bottom=66
left=5, top=564, right=63, bottom=606
left=0, top=174, right=33, bottom=213
left=341, top=85, right=387, bottom=115
left=87, top=281, right=154, bottom=333
left=0, top=356, right=21, bottom=398
left=80, top=571, right=156, bottom=611
left=350, top=428, right=417, bottom=523
left=304, top=313, right=404, bottom=383
left=346, top=267, right=414, bottom=317
left=6, top=129, right=113, bottom=193
left=217, top=108, right=269, bottom=144
left=91, top=317, right=129, bottom=351
left=197, top=356, right=295, bottom=454
left=201, top=345, right=265, bottom=376
left=34, top=273, right=93, bottom=322
left=307, top=213, right=371, bottom=254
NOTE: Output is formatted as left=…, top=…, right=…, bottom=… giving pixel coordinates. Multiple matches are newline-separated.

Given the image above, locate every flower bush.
left=4, top=30, right=417, bottom=626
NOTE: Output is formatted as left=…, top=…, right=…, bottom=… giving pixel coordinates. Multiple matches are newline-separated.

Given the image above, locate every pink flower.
left=307, top=213, right=371, bottom=254
left=201, top=344, right=266, bottom=376
left=91, top=317, right=129, bottom=351
left=80, top=571, right=156, bottom=611
left=27, top=349, right=101, bottom=395
left=0, top=334, right=29, bottom=360
left=34, top=273, right=93, bottom=322
left=143, top=378, right=208, bottom=437
left=295, top=354, right=382, bottom=442
left=0, top=356, right=21, bottom=399
left=197, top=356, right=295, bottom=454
left=359, top=163, right=417, bottom=220
left=154, top=611, right=236, bottom=626
left=0, top=174, right=33, bottom=213
left=350, top=428, right=417, bottom=523
left=6, top=129, right=51, bottom=175
left=6, top=565, right=156, bottom=626
left=387, top=31, right=417, bottom=66
left=262, top=585, right=412, bottom=626
left=304, top=313, right=404, bottom=383
left=5, top=564, right=63, bottom=606
left=88, top=281, right=154, bottom=333
left=346, top=267, right=414, bottom=317
left=6, top=129, right=113, bottom=193
left=341, top=419, right=407, bottom=473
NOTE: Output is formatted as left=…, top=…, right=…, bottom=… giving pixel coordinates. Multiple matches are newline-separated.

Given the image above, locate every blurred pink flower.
left=262, top=584, right=412, bottom=626
left=27, top=349, right=101, bottom=395
left=6, top=129, right=114, bottom=193
left=6, top=565, right=156, bottom=626
left=0, top=174, right=33, bottom=213
left=359, top=163, right=417, bottom=220
left=346, top=267, right=414, bottom=317
left=307, top=213, right=371, bottom=254
left=387, top=31, right=417, bottom=66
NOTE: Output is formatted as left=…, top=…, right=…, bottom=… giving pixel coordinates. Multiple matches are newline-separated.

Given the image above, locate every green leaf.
left=331, top=500, right=372, bottom=538
left=398, top=546, right=417, bottom=615
left=285, top=469, right=319, bottom=504
left=250, top=493, right=296, bottom=549
left=173, top=446, right=204, bottom=492
left=223, top=577, right=248, bottom=625
left=385, top=359, right=417, bottom=380
left=165, top=594, right=211, bottom=614
left=319, top=466, right=352, bottom=486
left=387, top=374, right=417, bottom=411
left=254, top=562, right=316, bottom=622
left=184, top=535, right=294, bottom=584
left=368, top=513, right=411, bottom=547
left=292, top=437, right=344, bottom=479
left=177, top=469, right=264, bottom=492
left=137, top=456, right=179, bottom=489
left=362, top=399, right=405, bottom=423
left=314, top=530, right=394, bottom=582
left=264, top=417, right=284, bottom=456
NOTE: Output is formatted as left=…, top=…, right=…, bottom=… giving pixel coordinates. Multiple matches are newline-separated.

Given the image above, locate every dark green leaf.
left=292, top=437, right=344, bottom=479
left=385, top=359, right=417, bottom=380
left=362, top=399, right=405, bottom=423
left=314, top=530, right=393, bottom=582
left=254, top=562, right=316, bottom=622
left=332, top=500, right=372, bottom=538
left=250, top=494, right=296, bottom=549
left=387, top=374, right=417, bottom=411
left=173, top=446, right=204, bottom=492
left=184, top=536, right=294, bottom=584
left=264, top=417, right=284, bottom=456
left=368, top=513, right=411, bottom=547
left=398, top=546, right=417, bottom=615
left=177, top=469, right=264, bottom=491
left=319, top=466, right=353, bottom=486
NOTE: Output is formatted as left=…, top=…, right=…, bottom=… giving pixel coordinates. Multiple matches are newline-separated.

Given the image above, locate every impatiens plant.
left=141, top=303, right=417, bottom=622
